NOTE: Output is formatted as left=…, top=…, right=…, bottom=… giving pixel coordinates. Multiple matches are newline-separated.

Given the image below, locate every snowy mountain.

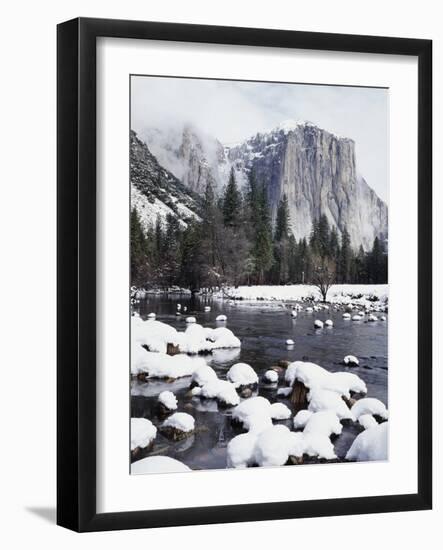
left=130, top=130, right=202, bottom=230
left=140, top=124, right=232, bottom=195
left=135, top=120, right=388, bottom=250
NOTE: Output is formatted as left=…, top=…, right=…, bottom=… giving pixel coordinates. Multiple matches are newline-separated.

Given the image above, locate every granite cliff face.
left=228, top=121, right=388, bottom=251
left=137, top=121, right=388, bottom=250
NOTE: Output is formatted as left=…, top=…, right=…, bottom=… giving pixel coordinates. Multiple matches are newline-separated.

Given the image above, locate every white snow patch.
left=131, top=418, right=157, bottom=450
left=162, top=412, right=195, bottom=433
left=158, top=390, right=178, bottom=411
left=358, top=414, right=378, bottom=430
left=293, top=409, right=313, bottom=430
left=131, top=456, right=191, bottom=474
left=264, top=370, right=279, bottom=383
left=346, top=422, right=388, bottom=461
left=351, top=398, right=389, bottom=420
left=269, top=402, right=291, bottom=420
left=227, top=363, right=258, bottom=388
left=199, top=379, right=240, bottom=406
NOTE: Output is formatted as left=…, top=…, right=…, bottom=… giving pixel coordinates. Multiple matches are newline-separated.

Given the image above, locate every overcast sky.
left=131, top=76, right=388, bottom=202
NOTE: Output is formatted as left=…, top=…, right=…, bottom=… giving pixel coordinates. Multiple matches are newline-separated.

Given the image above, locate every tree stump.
left=290, top=380, right=309, bottom=407
left=166, top=342, right=180, bottom=356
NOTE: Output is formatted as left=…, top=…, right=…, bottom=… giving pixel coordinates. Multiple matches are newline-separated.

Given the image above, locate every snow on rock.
left=216, top=314, right=227, bottom=321
left=303, top=433, right=337, bottom=460
left=325, top=319, right=333, bottom=327
left=352, top=315, right=363, bottom=321
left=131, top=456, right=191, bottom=474
left=285, top=361, right=366, bottom=398
left=368, top=314, right=378, bottom=322
left=343, top=313, right=351, bottom=320
left=231, top=396, right=273, bottom=432
left=132, top=318, right=178, bottom=354
left=263, top=370, right=279, bottom=384
left=207, top=327, right=241, bottom=349
left=305, top=307, right=313, bottom=313
left=136, top=351, right=206, bottom=379
left=199, top=379, right=241, bottom=407
left=186, top=316, right=197, bottom=323
left=308, top=388, right=354, bottom=420
left=380, top=316, right=387, bottom=321
left=162, top=412, right=195, bottom=433
left=254, top=425, right=294, bottom=467
left=131, top=343, right=151, bottom=375
left=158, top=390, right=178, bottom=411
left=303, top=410, right=342, bottom=438
left=358, top=414, right=378, bottom=430
left=291, top=310, right=298, bottom=318
left=147, top=312, right=156, bottom=319
left=344, top=355, right=359, bottom=366
left=346, top=422, right=388, bottom=461
left=314, top=320, right=324, bottom=329
left=269, top=402, right=291, bottom=420
left=351, top=398, right=389, bottom=420
left=293, top=409, right=313, bottom=430
left=227, top=363, right=258, bottom=388
left=204, top=306, right=211, bottom=312
left=131, top=418, right=157, bottom=451
left=227, top=432, right=257, bottom=468
left=286, top=339, right=295, bottom=346
left=191, top=365, right=218, bottom=387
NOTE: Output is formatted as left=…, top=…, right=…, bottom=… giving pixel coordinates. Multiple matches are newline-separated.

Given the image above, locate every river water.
left=131, top=294, right=388, bottom=470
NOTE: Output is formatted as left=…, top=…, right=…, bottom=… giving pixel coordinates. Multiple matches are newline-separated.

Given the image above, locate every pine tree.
left=274, top=194, right=290, bottom=241
left=130, top=208, right=148, bottom=285
left=223, top=167, right=241, bottom=228
left=253, top=184, right=274, bottom=283
left=339, top=226, right=352, bottom=283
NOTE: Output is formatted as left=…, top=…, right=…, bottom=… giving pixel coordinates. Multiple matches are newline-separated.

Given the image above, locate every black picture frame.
left=57, top=17, right=432, bottom=532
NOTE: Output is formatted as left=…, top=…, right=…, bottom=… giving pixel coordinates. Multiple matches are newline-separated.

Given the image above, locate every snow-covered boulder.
left=132, top=318, right=179, bottom=355
left=305, top=307, right=313, bottom=313
left=380, top=316, right=387, bottom=321
left=346, top=422, right=388, bottom=461
left=131, top=456, right=190, bottom=474
left=131, top=418, right=157, bottom=452
left=147, top=312, right=156, bottom=320
left=351, top=398, right=389, bottom=421
left=161, top=412, right=195, bottom=440
left=352, top=314, right=363, bottom=321
left=284, top=361, right=366, bottom=399
left=286, top=339, right=295, bottom=346
left=308, top=388, right=354, bottom=420
left=231, top=396, right=273, bottom=432
left=209, top=327, right=241, bottom=349
left=157, top=390, right=178, bottom=412
left=191, top=365, right=218, bottom=387
left=254, top=425, right=294, bottom=467
left=343, top=313, right=351, bottom=320
left=204, top=306, right=211, bottom=312
left=325, top=319, right=333, bottom=327
left=263, top=369, right=279, bottom=384
left=358, top=414, right=378, bottom=430
left=197, top=379, right=240, bottom=407
left=185, top=316, right=197, bottom=323
left=216, top=314, right=227, bottom=322
left=135, top=351, right=206, bottom=379
left=291, top=310, right=298, bottom=318
left=269, top=402, right=291, bottom=420
left=344, top=355, right=359, bottom=367
left=303, top=410, right=342, bottom=438
left=227, top=432, right=257, bottom=468
left=314, top=320, right=324, bottom=329
left=303, top=433, right=337, bottom=460
left=227, top=363, right=258, bottom=389
left=368, top=314, right=378, bottom=322
left=293, top=409, right=313, bottom=430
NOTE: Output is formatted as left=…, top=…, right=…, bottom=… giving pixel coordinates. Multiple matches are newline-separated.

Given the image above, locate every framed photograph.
left=57, top=17, right=432, bottom=532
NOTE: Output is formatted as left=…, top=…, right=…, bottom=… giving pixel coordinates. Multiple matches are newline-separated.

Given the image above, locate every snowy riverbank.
left=214, top=284, right=388, bottom=305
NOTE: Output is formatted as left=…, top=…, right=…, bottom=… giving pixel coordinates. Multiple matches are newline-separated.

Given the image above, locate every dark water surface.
left=131, top=294, right=388, bottom=470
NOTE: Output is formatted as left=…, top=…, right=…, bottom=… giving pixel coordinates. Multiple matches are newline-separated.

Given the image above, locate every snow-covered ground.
left=214, top=284, right=388, bottom=306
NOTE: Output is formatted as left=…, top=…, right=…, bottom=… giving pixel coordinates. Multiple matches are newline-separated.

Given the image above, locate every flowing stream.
left=131, top=294, right=388, bottom=470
